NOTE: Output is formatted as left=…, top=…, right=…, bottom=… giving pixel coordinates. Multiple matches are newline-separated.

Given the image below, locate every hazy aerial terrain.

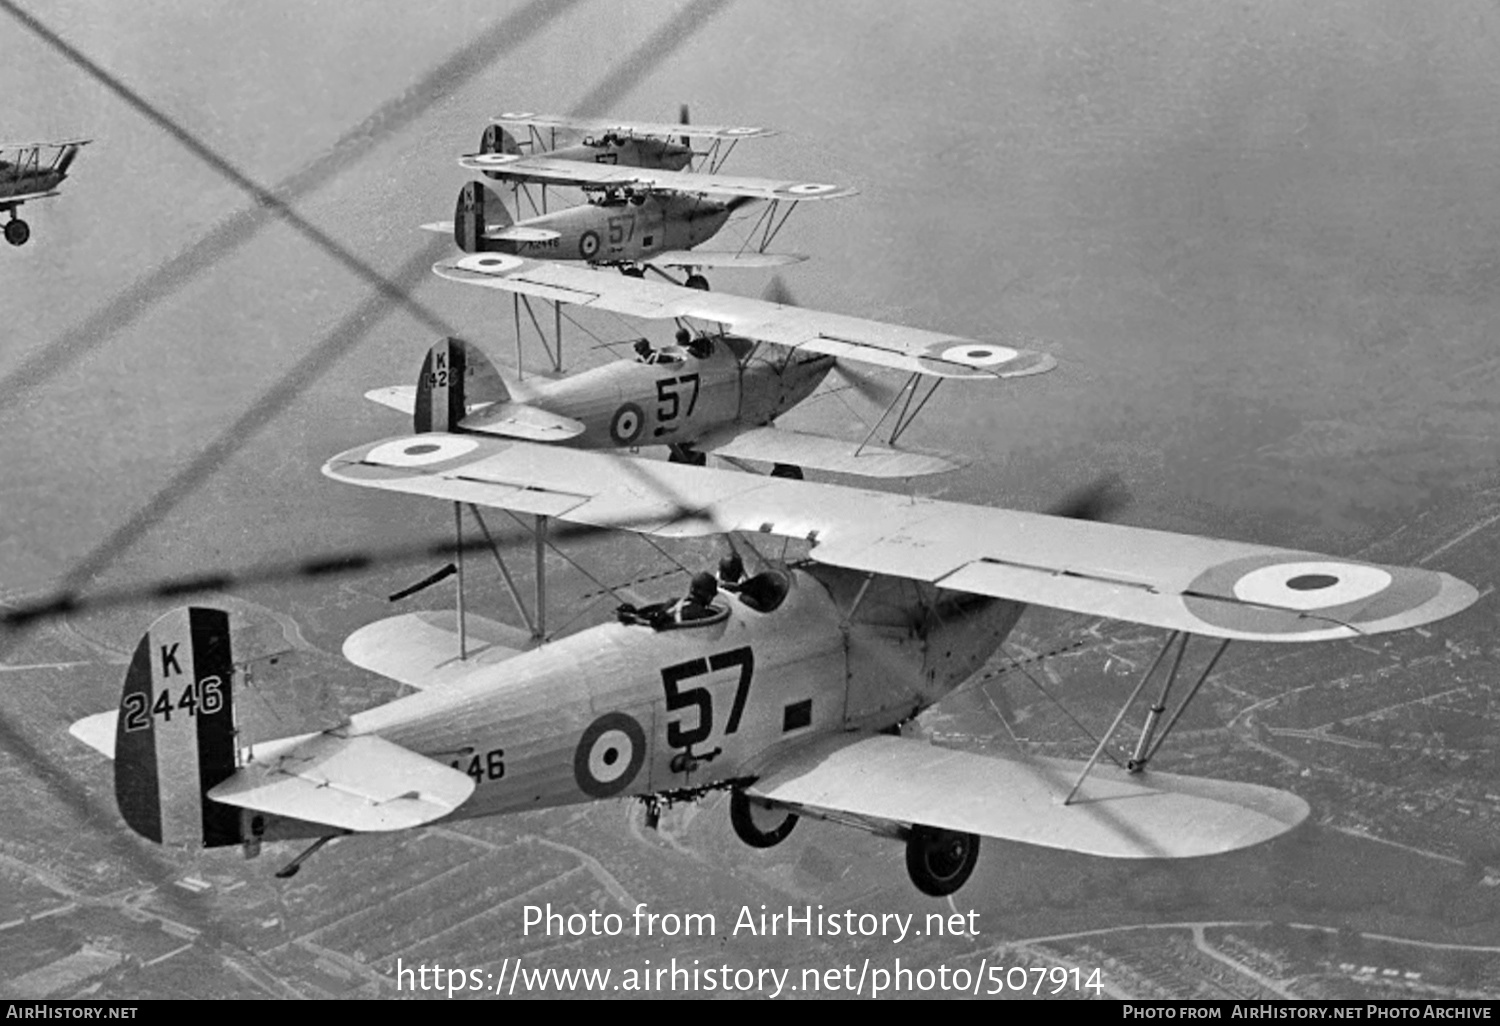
left=3, top=0, right=1500, bottom=999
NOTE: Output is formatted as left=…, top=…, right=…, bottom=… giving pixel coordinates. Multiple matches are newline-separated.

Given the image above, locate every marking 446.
left=122, top=676, right=225, bottom=732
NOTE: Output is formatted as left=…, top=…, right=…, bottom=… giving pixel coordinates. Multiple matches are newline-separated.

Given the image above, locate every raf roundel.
left=456, top=253, right=524, bottom=275
left=938, top=343, right=1021, bottom=368
left=1231, top=561, right=1393, bottom=612
left=723, top=126, right=762, bottom=136
left=785, top=182, right=838, bottom=196
left=499, top=111, right=536, bottom=120
left=579, top=230, right=601, bottom=260
left=472, top=152, right=522, bottom=166
left=574, top=712, right=646, bottom=798
left=364, top=435, right=479, bottom=468
left=609, top=403, right=645, bottom=446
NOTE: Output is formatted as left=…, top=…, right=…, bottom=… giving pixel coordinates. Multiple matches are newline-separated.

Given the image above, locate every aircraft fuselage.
left=509, top=337, right=834, bottom=451
left=501, top=193, right=732, bottom=265
left=267, top=567, right=1022, bottom=828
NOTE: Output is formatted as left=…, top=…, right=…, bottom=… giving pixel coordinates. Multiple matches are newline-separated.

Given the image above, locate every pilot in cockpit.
left=616, top=570, right=727, bottom=629
left=667, top=572, right=721, bottom=624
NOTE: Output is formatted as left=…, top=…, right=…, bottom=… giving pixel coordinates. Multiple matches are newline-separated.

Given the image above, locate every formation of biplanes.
left=44, top=111, right=1481, bottom=897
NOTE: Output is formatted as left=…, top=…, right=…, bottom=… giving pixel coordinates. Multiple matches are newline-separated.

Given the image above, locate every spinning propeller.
left=759, top=274, right=902, bottom=405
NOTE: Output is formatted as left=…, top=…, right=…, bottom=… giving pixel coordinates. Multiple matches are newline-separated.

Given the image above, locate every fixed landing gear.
left=621, top=266, right=645, bottom=278
left=684, top=273, right=709, bottom=291
left=668, top=444, right=707, bottom=467
left=730, top=790, right=797, bottom=848
left=769, top=463, right=804, bottom=480
left=905, top=826, right=979, bottom=897
left=5, top=217, right=31, bottom=247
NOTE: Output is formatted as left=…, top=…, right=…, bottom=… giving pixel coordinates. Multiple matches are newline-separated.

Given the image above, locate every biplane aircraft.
left=365, top=265, right=1053, bottom=478
left=479, top=108, right=772, bottom=175
left=0, top=138, right=89, bottom=246
left=68, top=437, right=1478, bottom=896
left=424, top=251, right=1055, bottom=466
left=423, top=148, right=854, bottom=293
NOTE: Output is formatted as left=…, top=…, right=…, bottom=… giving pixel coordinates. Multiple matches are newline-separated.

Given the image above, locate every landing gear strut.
left=730, top=790, right=797, bottom=848
left=668, top=444, right=707, bottom=467
left=5, top=217, right=30, bottom=247
left=904, top=826, right=979, bottom=896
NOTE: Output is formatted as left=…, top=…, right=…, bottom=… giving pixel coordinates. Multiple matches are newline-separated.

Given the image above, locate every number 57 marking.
left=655, top=373, right=700, bottom=423
left=660, top=647, right=754, bottom=748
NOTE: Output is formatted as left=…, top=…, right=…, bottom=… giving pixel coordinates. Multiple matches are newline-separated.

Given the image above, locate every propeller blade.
left=679, top=103, right=691, bottom=147
left=760, top=274, right=797, bottom=307
left=1044, top=474, right=1131, bottom=523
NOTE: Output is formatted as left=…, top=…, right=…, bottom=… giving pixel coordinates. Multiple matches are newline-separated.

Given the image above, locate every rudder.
left=114, top=607, right=243, bottom=848
left=415, top=336, right=510, bottom=433
left=453, top=181, right=513, bottom=253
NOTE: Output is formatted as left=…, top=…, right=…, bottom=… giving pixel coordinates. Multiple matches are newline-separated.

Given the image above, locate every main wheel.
left=730, top=790, right=797, bottom=848
left=769, top=463, right=804, bottom=480
left=622, top=266, right=645, bottom=278
left=5, top=218, right=30, bottom=246
left=684, top=273, right=709, bottom=291
left=668, top=445, right=707, bottom=467
left=904, top=826, right=980, bottom=897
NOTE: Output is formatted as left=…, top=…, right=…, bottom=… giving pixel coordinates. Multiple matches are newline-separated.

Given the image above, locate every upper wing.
left=494, top=113, right=774, bottom=141
left=323, top=434, right=1479, bottom=642
left=0, top=190, right=59, bottom=205
left=457, top=153, right=856, bottom=202
left=747, top=733, right=1308, bottom=858
left=434, top=253, right=1056, bottom=380
left=343, top=611, right=530, bottom=691
left=208, top=732, right=474, bottom=832
left=0, top=138, right=92, bottom=152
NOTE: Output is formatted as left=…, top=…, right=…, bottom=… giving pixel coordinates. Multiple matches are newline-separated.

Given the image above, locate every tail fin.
left=114, top=607, right=244, bottom=848
left=56, top=143, right=82, bottom=176
left=480, top=124, right=521, bottom=178
left=415, top=336, right=510, bottom=433
left=453, top=181, right=513, bottom=253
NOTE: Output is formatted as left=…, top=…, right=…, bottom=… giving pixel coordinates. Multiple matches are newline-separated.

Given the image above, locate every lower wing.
left=748, top=733, right=1309, bottom=858
left=343, top=610, right=530, bottom=691
left=644, top=250, right=806, bottom=270
left=702, top=425, right=963, bottom=478
left=420, top=220, right=560, bottom=243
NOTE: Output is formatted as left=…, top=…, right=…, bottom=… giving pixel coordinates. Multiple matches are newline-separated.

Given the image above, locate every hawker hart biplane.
left=68, top=439, right=1478, bottom=896
left=423, top=251, right=1055, bottom=467
left=0, top=138, right=89, bottom=246
left=423, top=149, right=853, bottom=293
left=479, top=108, right=772, bottom=175
left=367, top=263, right=1053, bottom=478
